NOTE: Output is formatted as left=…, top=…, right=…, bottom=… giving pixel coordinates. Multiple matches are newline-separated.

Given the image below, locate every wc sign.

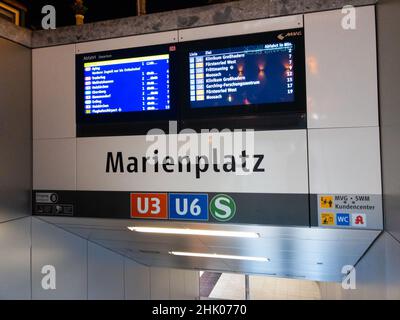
left=336, top=213, right=351, bottom=226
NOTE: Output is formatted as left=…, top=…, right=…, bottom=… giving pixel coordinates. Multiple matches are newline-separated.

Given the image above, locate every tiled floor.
left=208, top=273, right=321, bottom=300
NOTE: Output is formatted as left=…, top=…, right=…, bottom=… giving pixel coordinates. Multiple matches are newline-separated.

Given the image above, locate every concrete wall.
left=320, top=0, right=400, bottom=300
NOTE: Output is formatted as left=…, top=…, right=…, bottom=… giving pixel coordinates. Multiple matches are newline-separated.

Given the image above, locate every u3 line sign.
left=130, top=193, right=237, bottom=222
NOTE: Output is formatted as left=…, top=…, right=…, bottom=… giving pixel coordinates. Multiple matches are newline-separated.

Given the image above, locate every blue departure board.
left=188, top=42, right=295, bottom=108
left=82, top=54, right=170, bottom=115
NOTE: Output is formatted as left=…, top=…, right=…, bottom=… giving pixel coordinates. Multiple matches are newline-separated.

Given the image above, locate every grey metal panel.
left=56, top=226, right=94, bottom=239
left=125, top=258, right=150, bottom=300
left=134, top=256, right=229, bottom=273
left=357, top=240, right=388, bottom=299
left=150, top=267, right=170, bottom=300
left=62, top=228, right=210, bottom=248
left=323, top=233, right=388, bottom=299
left=88, top=242, right=124, bottom=300
left=40, top=216, right=381, bottom=241
left=352, top=235, right=387, bottom=300
left=377, top=0, right=400, bottom=242
left=320, top=232, right=400, bottom=299
left=31, top=218, right=87, bottom=300
left=0, top=218, right=31, bottom=300
left=93, top=240, right=209, bottom=259
left=39, top=216, right=380, bottom=282
left=0, top=37, right=32, bottom=223
left=40, top=216, right=130, bottom=228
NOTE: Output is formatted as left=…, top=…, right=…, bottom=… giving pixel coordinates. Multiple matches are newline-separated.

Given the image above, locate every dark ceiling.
left=18, top=0, right=221, bottom=29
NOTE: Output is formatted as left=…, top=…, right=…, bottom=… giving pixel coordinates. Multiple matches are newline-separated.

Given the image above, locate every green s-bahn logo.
left=210, top=194, right=236, bottom=222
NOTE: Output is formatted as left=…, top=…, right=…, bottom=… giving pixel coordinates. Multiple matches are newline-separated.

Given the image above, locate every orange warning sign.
left=320, top=196, right=334, bottom=209
left=321, top=213, right=335, bottom=226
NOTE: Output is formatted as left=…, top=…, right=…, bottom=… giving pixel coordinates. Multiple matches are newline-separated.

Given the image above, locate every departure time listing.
left=83, top=54, right=170, bottom=115
left=189, top=43, right=295, bottom=108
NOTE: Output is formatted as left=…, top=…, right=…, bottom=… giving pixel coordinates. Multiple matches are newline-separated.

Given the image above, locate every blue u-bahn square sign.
left=169, top=193, right=209, bottom=221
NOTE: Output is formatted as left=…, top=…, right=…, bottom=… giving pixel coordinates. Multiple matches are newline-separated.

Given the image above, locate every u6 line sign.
left=130, top=193, right=237, bottom=222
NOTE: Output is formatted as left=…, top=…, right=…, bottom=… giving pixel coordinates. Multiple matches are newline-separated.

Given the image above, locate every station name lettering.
left=106, top=149, right=265, bottom=179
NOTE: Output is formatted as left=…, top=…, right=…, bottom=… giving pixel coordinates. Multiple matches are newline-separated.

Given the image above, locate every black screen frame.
left=76, top=43, right=179, bottom=137
left=177, top=28, right=307, bottom=131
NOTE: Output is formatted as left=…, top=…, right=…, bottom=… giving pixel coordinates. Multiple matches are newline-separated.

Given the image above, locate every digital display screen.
left=189, top=42, right=295, bottom=108
left=82, top=54, right=170, bottom=115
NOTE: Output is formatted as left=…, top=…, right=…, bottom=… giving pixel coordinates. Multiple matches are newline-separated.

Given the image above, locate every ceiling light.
left=169, top=251, right=270, bottom=262
left=127, top=226, right=260, bottom=238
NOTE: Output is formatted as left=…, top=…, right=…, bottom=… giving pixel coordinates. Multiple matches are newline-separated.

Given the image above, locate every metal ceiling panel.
left=39, top=217, right=380, bottom=282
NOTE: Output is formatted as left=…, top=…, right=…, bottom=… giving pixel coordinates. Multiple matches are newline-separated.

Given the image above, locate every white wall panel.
left=305, top=6, right=378, bottom=128
left=308, top=127, right=382, bottom=195
left=77, top=130, right=308, bottom=194
left=0, top=218, right=31, bottom=300
left=88, top=242, right=124, bottom=300
left=184, top=270, right=200, bottom=300
left=170, top=270, right=199, bottom=300
left=149, top=268, right=199, bottom=300
left=170, top=269, right=186, bottom=300
left=125, top=258, right=150, bottom=300
left=33, top=44, right=76, bottom=139
left=179, top=15, right=302, bottom=42
left=150, top=267, right=170, bottom=300
left=31, top=218, right=87, bottom=300
left=76, top=31, right=178, bottom=54
left=33, top=138, right=76, bottom=190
